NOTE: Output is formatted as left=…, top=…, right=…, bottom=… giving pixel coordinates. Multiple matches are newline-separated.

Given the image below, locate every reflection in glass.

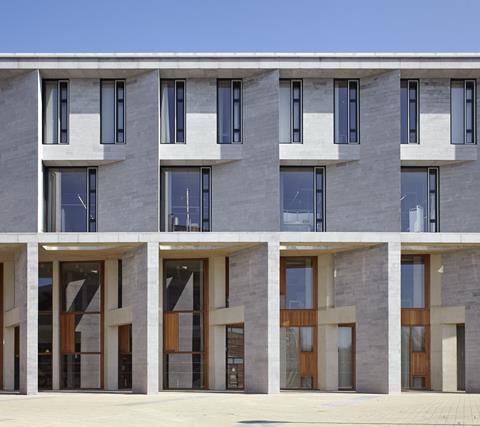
left=401, top=80, right=418, bottom=144
left=38, top=355, right=52, bottom=390
left=164, top=260, right=203, bottom=311
left=401, top=256, right=425, bottom=308
left=282, top=258, right=313, bottom=309
left=62, top=354, right=101, bottom=389
left=60, top=262, right=102, bottom=390
left=411, top=326, right=425, bottom=352
left=164, top=259, right=206, bottom=390
left=226, top=325, right=244, bottom=389
left=218, top=80, right=231, bottom=144
left=335, top=80, right=358, bottom=144
left=101, top=81, right=115, bottom=144
left=46, top=168, right=97, bottom=232
left=166, top=353, right=203, bottom=389
left=38, top=263, right=53, bottom=312
left=161, top=168, right=210, bottom=232
left=38, top=314, right=53, bottom=353
left=280, top=327, right=313, bottom=389
left=401, top=326, right=410, bottom=389
left=38, top=262, right=53, bottom=389
left=280, top=168, right=324, bottom=232
left=279, top=80, right=291, bottom=143
left=62, top=262, right=101, bottom=312
left=43, top=81, right=58, bottom=144
left=161, top=80, right=186, bottom=144
left=401, top=168, right=438, bottom=232
left=338, top=326, right=354, bottom=389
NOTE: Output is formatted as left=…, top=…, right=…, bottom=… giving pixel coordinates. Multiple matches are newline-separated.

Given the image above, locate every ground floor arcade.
left=0, top=232, right=478, bottom=394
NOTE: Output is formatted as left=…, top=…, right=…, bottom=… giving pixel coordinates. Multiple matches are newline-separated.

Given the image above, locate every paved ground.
left=0, top=391, right=479, bottom=426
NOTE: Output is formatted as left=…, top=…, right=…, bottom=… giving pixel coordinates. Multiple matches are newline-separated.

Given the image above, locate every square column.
left=127, top=242, right=159, bottom=394
left=17, top=243, right=38, bottom=395
left=229, top=241, right=279, bottom=393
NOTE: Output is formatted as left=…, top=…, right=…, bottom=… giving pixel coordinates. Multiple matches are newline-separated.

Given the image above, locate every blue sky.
left=2, top=0, right=479, bottom=52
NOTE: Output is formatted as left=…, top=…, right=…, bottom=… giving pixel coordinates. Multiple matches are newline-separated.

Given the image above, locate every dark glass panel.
left=349, top=81, right=358, bottom=142
left=282, top=258, right=313, bottom=309
left=62, top=354, right=101, bottom=389
left=217, top=80, right=231, bottom=143
left=38, top=262, right=53, bottom=311
left=176, top=81, right=185, bottom=143
left=451, top=80, right=465, bottom=144
left=226, top=325, right=244, bottom=390
left=61, top=262, right=101, bottom=312
left=335, top=80, right=349, bottom=143
left=401, top=255, right=425, bottom=308
left=164, top=260, right=204, bottom=311
left=38, top=313, right=53, bottom=353
left=38, top=355, right=52, bottom=390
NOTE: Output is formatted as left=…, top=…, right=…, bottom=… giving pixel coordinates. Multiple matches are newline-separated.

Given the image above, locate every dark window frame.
left=401, top=167, right=440, bottom=233
left=279, top=78, right=303, bottom=144
left=280, top=166, right=326, bottom=232
left=44, top=166, right=98, bottom=232
left=451, top=79, right=476, bottom=145
left=160, top=79, right=186, bottom=144
left=160, top=166, right=212, bottom=232
left=401, top=79, right=420, bottom=144
left=334, top=79, right=360, bottom=144
left=42, top=79, right=69, bottom=145
left=100, top=79, right=126, bottom=144
left=217, top=79, right=243, bottom=144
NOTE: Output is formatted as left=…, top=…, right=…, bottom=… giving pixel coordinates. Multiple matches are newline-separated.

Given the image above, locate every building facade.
left=0, top=53, right=478, bottom=394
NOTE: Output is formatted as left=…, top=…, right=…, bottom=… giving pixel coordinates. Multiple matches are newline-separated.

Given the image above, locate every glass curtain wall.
left=38, top=263, right=53, bottom=389
left=60, top=262, right=102, bottom=389
left=163, top=260, right=207, bottom=389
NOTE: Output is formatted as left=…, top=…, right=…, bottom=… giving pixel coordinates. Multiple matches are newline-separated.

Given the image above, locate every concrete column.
left=317, top=254, right=337, bottom=390
left=158, top=258, right=163, bottom=390
left=208, top=256, right=226, bottom=390
left=335, top=242, right=401, bottom=393
left=17, top=243, right=38, bottom=394
left=128, top=242, right=159, bottom=394
left=229, top=241, right=279, bottom=393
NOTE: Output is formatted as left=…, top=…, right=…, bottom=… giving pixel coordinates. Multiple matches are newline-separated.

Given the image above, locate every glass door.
left=401, top=325, right=428, bottom=390
left=226, top=324, right=244, bottom=390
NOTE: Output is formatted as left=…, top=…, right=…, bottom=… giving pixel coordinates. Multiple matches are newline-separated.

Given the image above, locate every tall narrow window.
left=401, top=167, right=439, bottom=232
left=335, top=79, right=359, bottom=144
left=43, top=80, right=69, bottom=144
left=38, top=262, right=53, bottom=390
left=280, top=167, right=325, bottom=232
left=217, top=79, right=242, bottom=144
left=451, top=80, right=476, bottom=144
left=117, top=260, right=123, bottom=309
left=45, top=167, right=97, bottom=232
left=163, top=259, right=208, bottom=389
left=161, top=167, right=211, bottom=232
left=161, top=80, right=185, bottom=144
left=401, top=80, right=419, bottom=144
left=101, top=80, right=125, bottom=144
left=279, top=79, right=302, bottom=143
left=60, top=262, right=103, bottom=389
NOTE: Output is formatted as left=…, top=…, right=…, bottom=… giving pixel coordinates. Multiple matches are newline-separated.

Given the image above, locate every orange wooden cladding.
left=280, top=310, right=317, bottom=327
left=411, top=352, right=428, bottom=376
left=299, top=352, right=316, bottom=377
left=163, top=312, right=179, bottom=352
left=401, top=309, right=430, bottom=325
left=118, top=325, right=131, bottom=354
left=60, top=313, right=76, bottom=354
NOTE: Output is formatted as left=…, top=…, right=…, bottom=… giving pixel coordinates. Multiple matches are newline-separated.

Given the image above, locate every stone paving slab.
left=0, top=391, right=479, bottom=426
